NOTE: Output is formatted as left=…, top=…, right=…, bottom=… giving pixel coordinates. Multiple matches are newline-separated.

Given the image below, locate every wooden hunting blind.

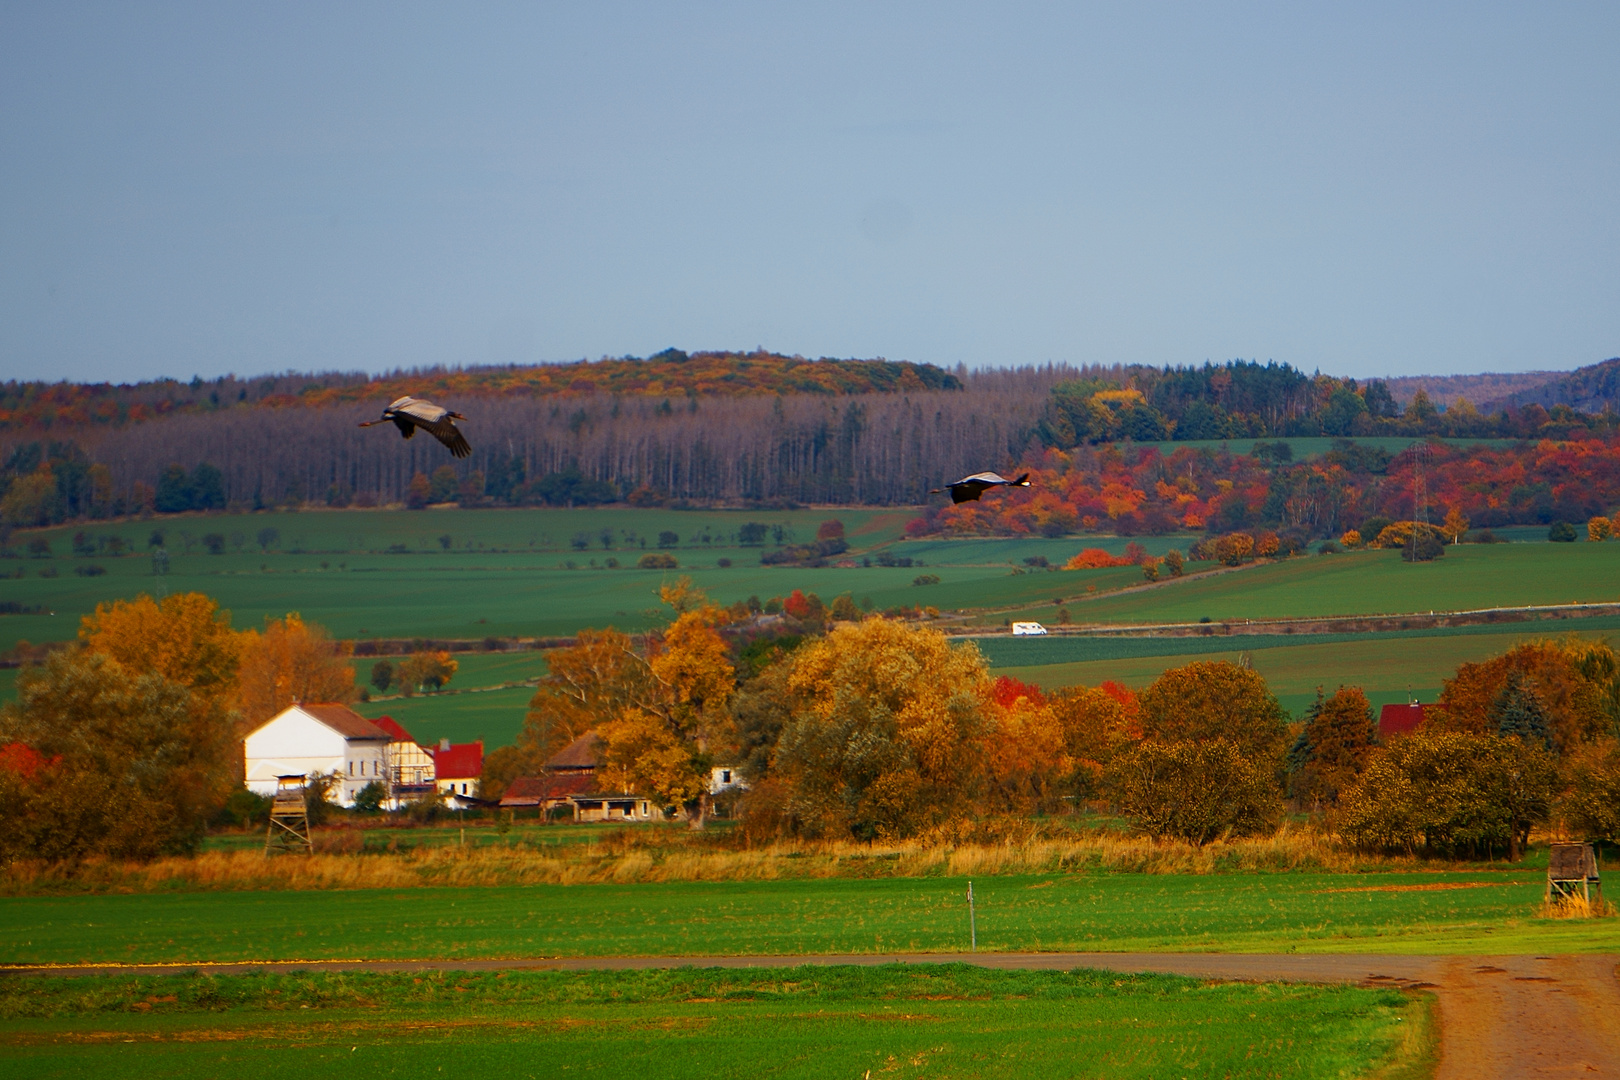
left=1546, top=842, right=1600, bottom=903
left=264, top=774, right=313, bottom=855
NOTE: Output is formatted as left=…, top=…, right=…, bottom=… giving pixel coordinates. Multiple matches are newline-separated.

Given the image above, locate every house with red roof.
left=498, top=731, right=654, bottom=821
left=373, top=715, right=436, bottom=807
left=431, top=738, right=484, bottom=804
left=1377, top=702, right=1433, bottom=740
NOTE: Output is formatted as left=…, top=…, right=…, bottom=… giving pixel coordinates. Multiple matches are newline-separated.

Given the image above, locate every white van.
left=1011, top=622, right=1048, bottom=636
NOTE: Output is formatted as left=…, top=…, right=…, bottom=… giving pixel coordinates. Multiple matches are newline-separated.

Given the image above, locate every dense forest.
left=2, top=353, right=1618, bottom=540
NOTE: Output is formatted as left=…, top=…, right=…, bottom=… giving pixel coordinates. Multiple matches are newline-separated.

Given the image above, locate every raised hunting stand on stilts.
left=265, top=774, right=314, bottom=855
left=1546, top=843, right=1600, bottom=904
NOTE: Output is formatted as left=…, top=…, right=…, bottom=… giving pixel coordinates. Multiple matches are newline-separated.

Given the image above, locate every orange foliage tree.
left=1137, top=660, right=1289, bottom=761
left=235, top=613, right=356, bottom=729
left=79, top=592, right=243, bottom=712
left=1433, top=640, right=1615, bottom=753
left=597, top=580, right=737, bottom=825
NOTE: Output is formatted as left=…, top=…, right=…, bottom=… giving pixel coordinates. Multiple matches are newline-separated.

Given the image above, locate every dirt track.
left=7, top=951, right=1616, bottom=1078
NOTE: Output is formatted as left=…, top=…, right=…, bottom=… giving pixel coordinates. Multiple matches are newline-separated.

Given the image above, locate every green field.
left=0, top=508, right=1191, bottom=654
left=3, top=869, right=1608, bottom=965
left=1066, top=544, right=1618, bottom=626
left=0, top=965, right=1422, bottom=1080
left=4, top=511, right=1606, bottom=662
left=981, top=617, right=1620, bottom=717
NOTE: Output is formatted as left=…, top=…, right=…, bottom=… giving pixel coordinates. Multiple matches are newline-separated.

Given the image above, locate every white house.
left=243, top=703, right=392, bottom=808
left=709, top=764, right=746, bottom=795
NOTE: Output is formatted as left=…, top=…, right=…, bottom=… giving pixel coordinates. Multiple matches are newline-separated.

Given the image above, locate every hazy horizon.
left=3, top=3, right=1616, bottom=385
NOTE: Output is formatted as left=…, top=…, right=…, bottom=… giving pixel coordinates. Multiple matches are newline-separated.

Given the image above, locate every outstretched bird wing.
left=393, top=397, right=472, bottom=458
left=929, top=471, right=1032, bottom=503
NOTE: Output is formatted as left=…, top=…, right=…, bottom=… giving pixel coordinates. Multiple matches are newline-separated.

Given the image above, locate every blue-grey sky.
left=2, top=2, right=1616, bottom=384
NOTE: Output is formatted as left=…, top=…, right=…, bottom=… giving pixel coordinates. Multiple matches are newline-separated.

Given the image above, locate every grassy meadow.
left=0, top=965, right=1426, bottom=1080
left=4, top=867, right=1609, bottom=964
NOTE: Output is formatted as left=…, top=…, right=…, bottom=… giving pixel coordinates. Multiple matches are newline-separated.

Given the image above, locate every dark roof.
left=1548, top=843, right=1600, bottom=880
left=1377, top=703, right=1429, bottom=739
left=500, top=772, right=596, bottom=806
left=371, top=715, right=417, bottom=744
left=301, top=704, right=391, bottom=741
left=545, top=731, right=601, bottom=771
left=431, top=740, right=483, bottom=780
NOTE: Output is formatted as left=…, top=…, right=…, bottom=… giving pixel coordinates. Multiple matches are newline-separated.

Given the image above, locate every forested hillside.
left=2, top=354, right=1618, bottom=536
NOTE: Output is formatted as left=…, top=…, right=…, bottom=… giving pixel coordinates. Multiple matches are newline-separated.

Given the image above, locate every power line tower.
left=264, top=775, right=314, bottom=855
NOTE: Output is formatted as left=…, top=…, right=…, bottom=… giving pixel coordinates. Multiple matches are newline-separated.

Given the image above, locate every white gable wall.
left=243, top=706, right=388, bottom=807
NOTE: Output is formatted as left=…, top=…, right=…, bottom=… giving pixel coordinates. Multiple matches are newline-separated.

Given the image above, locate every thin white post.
left=967, top=880, right=976, bottom=952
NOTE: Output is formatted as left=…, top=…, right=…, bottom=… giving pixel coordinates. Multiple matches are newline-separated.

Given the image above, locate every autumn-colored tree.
left=405, top=471, right=431, bottom=509
left=1340, top=529, right=1362, bottom=548
left=235, top=613, right=357, bottom=729
left=520, top=627, right=660, bottom=765
left=1559, top=737, right=1620, bottom=842
left=986, top=689, right=1069, bottom=813
left=1162, top=549, right=1184, bottom=577
left=1433, top=640, right=1613, bottom=753
left=398, top=650, right=458, bottom=695
left=1287, top=686, right=1378, bottom=806
left=597, top=580, right=736, bottom=825
left=1337, top=730, right=1555, bottom=859
left=1214, top=533, right=1254, bottom=566
left=79, top=592, right=243, bottom=710
left=1255, top=531, right=1280, bottom=558
left=1588, top=516, right=1613, bottom=542
left=1442, top=506, right=1470, bottom=544
left=1138, top=661, right=1288, bottom=761
left=0, top=650, right=229, bottom=860
left=1105, top=738, right=1281, bottom=845
left=772, top=619, right=993, bottom=839
left=1048, top=683, right=1137, bottom=797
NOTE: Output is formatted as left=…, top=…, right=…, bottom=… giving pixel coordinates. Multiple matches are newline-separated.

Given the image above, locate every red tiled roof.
left=500, top=772, right=595, bottom=806
left=1378, top=703, right=1430, bottom=739
left=431, top=740, right=483, bottom=780
left=371, top=715, right=417, bottom=744
left=545, top=731, right=600, bottom=771
left=300, top=704, right=391, bottom=741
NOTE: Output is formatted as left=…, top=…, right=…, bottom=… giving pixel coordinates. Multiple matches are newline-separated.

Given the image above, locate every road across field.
left=8, top=951, right=1615, bottom=1078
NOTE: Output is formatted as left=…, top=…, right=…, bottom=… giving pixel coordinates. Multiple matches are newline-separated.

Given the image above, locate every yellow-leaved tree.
left=597, top=579, right=736, bottom=826
left=235, top=613, right=357, bottom=729
left=80, top=592, right=244, bottom=712
left=78, top=591, right=244, bottom=795
left=773, top=618, right=993, bottom=839
left=520, top=627, right=661, bottom=764
left=398, top=650, right=458, bottom=696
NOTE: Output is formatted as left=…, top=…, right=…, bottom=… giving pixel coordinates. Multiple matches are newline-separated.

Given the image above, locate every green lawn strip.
left=1071, top=545, right=1619, bottom=626
left=993, top=624, right=1620, bottom=706
left=0, top=965, right=1419, bottom=1080
left=4, top=871, right=1599, bottom=966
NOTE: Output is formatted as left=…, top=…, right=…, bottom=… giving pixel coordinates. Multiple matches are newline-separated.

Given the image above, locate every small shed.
left=1547, top=843, right=1601, bottom=903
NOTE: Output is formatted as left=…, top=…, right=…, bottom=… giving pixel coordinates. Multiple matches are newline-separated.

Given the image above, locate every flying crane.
left=359, top=396, right=471, bottom=458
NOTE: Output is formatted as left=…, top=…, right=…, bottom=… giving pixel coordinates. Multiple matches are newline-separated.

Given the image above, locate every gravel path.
left=7, top=951, right=1616, bottom=1078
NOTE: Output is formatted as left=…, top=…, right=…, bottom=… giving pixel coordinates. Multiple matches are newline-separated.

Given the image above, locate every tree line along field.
left=0, top=965, right=1424, bottom=1080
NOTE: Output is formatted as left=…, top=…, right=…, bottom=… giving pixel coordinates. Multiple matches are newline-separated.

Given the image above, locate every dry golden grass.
left=1536, top=892, right=1616, bottom=919
left=0, top=822, right=1488, bottom=896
